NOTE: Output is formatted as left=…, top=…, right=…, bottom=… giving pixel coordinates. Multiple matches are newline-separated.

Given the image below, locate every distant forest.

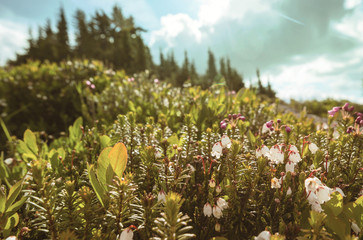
left=10, top=5, right=275, bottom=96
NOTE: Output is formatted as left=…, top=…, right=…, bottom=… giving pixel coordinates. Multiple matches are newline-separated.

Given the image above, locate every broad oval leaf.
left=24, top=129, right=38, bottom=156
left=109, top=142, right=128, bottom=178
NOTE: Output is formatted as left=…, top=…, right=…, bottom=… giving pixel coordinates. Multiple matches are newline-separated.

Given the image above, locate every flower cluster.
left=220, top=113, right=245, bottom=129
left=211, top=135, right=232, bottom=159
left=304, top=177, right=345, bottom=212
left=203, top=197, right=228, bottom=219
left=262, top=119, right=291, bottom=134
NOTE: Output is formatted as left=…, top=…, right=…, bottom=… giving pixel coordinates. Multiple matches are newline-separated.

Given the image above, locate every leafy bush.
left=0, top=61, right=362, bottom=240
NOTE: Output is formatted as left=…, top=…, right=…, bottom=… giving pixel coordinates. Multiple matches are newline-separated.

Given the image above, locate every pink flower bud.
left=343, top=103, right=349, bottom=111
left=285, top=126, right=291, bottom=133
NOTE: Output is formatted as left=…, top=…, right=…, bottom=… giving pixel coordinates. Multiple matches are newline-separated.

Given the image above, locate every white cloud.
left=149, top=0, right=363, bottom=103
left=0, top=20, right=28, bottom=65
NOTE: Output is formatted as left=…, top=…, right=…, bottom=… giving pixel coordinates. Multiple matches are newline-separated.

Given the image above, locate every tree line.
left=10, top=5, right=275, bottom=95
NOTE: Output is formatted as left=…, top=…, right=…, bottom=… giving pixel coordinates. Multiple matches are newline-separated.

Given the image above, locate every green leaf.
left=0, top=188, right=6, bottom=214
left=0, top=152, right=9, bottom=179
left=87, top=163, right=106, bottom=207
left=4, top=213, right=19, bottom=231
left=247, top=130, right=256, bottom=147
left=6, top=197, right=27, bottom=216
left=6, top=180, right=23, bottom=209
left=96, top=147, right=112, bottom=189
left=24, top=129, right=38, bottom=156
left=324, top=192, right=343, bottom=217
left=324, top=214, right=349, bottom=239
left=69, top=117, right=83, bottom=143
left=99, top=135, right=111, bottom=149
left=167, top=134, right=179, bottom=146
left=354, top=196, right=363, bottom=228
left=109, top=143, right=128, bottom=178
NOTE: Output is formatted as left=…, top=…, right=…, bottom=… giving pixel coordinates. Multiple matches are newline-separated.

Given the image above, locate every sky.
left=1, top=0, right=363, bottom=103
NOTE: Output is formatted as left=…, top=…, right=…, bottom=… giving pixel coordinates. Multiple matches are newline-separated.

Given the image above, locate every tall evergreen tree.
left=56, top=7, right=70, bottom=61
left=176, top=51, right=190, bottom=87
left=74, top=10, right=90, bottom=58
left=206, top=49, right=217, bottom=82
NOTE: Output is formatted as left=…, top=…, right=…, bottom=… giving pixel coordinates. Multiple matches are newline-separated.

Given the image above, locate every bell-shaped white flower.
left=157, top=190, right=166, bottom=202
left=316, top=186, right=331, bottom=204
left=211, top=142, right=223, bottom=159
left=255, top=230, right=271, bottom=240
left=258, top=145, right=270, bottom=158
left=119, top=227, right=134, bottom=240
left=323, top=161, right=330, bottom=172
left=155, top=151, right=162, bottom=158
left=289, top=151, right=301, bottom=163
left=209, top=179, right=216, bottom=188
left=307, top=191, right=318, bottom=204
left=285, top=161, right=295, bottom=173
left=270, top=145, right=284, bottom=164
left=311, top=201, right=323, bottom=213
left=305, top=177, right=322, bottom=193
left=203, top=203, right=213, bottom=217
left=286, top=187, right=292, bottom=196
left=221, top=135, right=231, bottom=149
left=215, top=223, right=221, bottom=232
left=5, top=237, right=17, bottom=240
left=351, top=222, right=361, bottom=235
left=217, top=198, right=228, bottom=210
left=212, top=205, right=223, bottom=219
left=289, top=145, right=299, bottom=153
left=333, top=187, right=346, bottom=197
left=216, top=185, right=222, bottom=193
left=262, top=124, right=272, bottom=134
left=271, top=177, right=281, bottom=189
left=309, top=143, right=318, bottom=154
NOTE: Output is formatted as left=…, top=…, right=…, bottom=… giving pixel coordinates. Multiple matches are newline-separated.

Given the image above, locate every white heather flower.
left=211, top=142, right=223, bottom=159
left=285, top=161, right=295, bottom=173
left=323, top=161, right=330, bottom=172
left=119, top=227, right=134, bottom=240
left=351, top=222, right=361, bottom=235
left=4, top=158, right=13, bottom=165
left=333, top=187, right=346, bottom=197
left=257, top=145, right=270, bottom=158
left=217, top=198, right=228, bottom=210
left=309, top=143, right=319, bottom=154
left=216, top=185, right=222, bottom=193
left=255, top=230, right=271, bottom=240
left=289, top=145, right=299, bottom=153
left=203, top=203, right=213, bottom=217
left=209, top=179, right=216, bottom=188
left=305, top=177, right=322, bottom=193
left=270, top=145, right=284, bottom=164
left=307, top=191, right=318, bottom=204
left=221, top=135, right=232, bottom=149
left=316, top=186, right=331, bottom=204
left=333, top=130, right=340, bottom=139
left=289, top=151, right=301, bottom=164
left=212, top=205, right=223, bottom=219
left=311, top=201, right=323, bottom=213
left=215, top=223, right=221, bottom=232
left=5, top=237, right=17, bottom=240
left=271, top=177, right=281, bottom=189
left=262, top=124, right=272, bottom=134
left=157, top=190, right=166, bottom=202
left=286, top=187, right=292, bottom=196
left=155, top=151, right=162, bottom=158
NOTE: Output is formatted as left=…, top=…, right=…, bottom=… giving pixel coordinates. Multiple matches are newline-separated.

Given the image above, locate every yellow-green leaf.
left=109, top=142, right=128, bottom=178
left=24, top=129, right=38, bottom=156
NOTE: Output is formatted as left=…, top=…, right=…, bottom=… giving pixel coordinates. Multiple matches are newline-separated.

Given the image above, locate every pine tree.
left=56, top=7, right=70, bottom=61
left=74, top=10, right=90, bottom=58
left=176, top=51, right=190, bottom=87
left=135, top=35, right=146, bottom=72
left=206, top=49, right=217, bottom=82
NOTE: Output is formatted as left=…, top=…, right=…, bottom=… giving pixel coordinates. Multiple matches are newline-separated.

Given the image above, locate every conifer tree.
left=206, top=49, right=217, bottom=82
left=56, top=7, right=70, bottom=61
